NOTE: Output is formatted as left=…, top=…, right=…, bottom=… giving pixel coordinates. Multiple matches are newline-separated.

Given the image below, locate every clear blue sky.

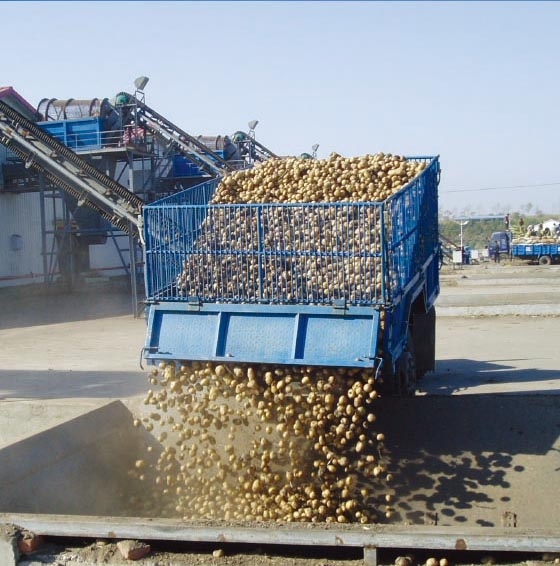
left=3, top=1, right=560, bottom=216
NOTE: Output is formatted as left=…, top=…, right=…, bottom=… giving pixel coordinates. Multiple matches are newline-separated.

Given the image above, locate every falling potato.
left=133, top=356, right=392, bottom=524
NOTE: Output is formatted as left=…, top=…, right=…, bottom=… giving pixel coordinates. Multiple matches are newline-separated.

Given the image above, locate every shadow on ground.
left=0, top=401, right=170, bottom=517
left=421, top=358, right=560, bottom=395
left=376, top=394, right=560, bottom=528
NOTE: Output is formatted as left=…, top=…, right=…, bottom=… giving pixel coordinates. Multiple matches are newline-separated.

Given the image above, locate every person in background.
left=493, top=240, right=501, bottom=263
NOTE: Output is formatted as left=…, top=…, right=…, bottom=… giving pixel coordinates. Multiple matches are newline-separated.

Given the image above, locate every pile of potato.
left=129, top=361, right=394, bottom=524
left=175, top=152, right=424, bottom=305
left=176, top=205, right=385, bottom=303
left=211, top=152, right=426, bottom=204
left=512, top=235, right=559, bottom=244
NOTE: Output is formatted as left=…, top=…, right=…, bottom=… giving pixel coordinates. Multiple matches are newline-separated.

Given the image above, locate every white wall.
left=0, top=191, right=137, bottom=287
left=0, top=192, right=50, bottom=286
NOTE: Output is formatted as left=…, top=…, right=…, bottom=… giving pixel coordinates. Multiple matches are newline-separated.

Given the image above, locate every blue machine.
left=38, top=117, right=104, bottom=151
left=142, top=156, right=441, bottom=393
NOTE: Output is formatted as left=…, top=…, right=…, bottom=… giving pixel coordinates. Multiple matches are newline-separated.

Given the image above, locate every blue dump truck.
left=142, top=156, right=441, bottom=395
left=511, top=242, right=560, bottom=265
left=489, top=230, right=560, bottom=265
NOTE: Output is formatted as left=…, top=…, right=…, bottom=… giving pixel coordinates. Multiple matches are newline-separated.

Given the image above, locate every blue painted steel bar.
left=144, top=302, right=380, bottom=368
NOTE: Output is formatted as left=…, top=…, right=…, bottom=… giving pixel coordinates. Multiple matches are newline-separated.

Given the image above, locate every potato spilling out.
left=130, top=362, right=393, bottom=524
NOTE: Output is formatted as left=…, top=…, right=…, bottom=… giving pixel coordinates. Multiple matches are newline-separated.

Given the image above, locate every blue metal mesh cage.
left=144, top=157, right=439, bottom=308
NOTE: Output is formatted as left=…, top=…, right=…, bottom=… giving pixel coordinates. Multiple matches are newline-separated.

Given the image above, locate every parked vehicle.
left=488, top=231, right=512, bottom=257
left=511, top=242, right=560, bottom=265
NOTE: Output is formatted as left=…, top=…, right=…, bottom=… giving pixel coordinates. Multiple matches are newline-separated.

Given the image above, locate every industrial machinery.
left=232, top=129, right=279, bottom=163
left=115, top=92, right=238, bottom=178
left=0, top=98, right=144, bottom=238
left=142, top=156, right=440, bottom=395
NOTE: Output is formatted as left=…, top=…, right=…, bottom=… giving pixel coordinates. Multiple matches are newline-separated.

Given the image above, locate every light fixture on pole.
left=133, top=76, right=149, bottom=105
left=312, top=143, right=319, bottom=159
left=248, top=119, right=259, bottom=138
left=458, top=220, right=469, bottom=250
left=247, top=120, right=259, bottom=165
left=134, top=76, right=150, bottom=91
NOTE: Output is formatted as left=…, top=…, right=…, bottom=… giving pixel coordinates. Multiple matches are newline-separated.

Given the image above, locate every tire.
left=395, top=330, right=417, bottom=397
left=539, top=255, right=552, bottom=266
left=413, top=306, right=436, bottom=379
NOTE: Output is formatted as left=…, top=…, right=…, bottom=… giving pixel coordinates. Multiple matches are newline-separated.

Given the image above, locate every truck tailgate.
left=144, top=302, right=380, bottom=368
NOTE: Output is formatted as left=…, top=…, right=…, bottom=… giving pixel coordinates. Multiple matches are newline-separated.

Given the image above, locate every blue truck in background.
left=511, top=242, right=560, bottom=265
left=489, top=230, right=560, bottom=265
left=141, top=156, right=441, bottom=395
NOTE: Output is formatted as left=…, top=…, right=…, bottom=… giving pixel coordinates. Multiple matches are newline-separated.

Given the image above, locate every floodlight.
left=134, top=76, right=150, bottom=91
left=248, top=119, right=259, bottom=131
left=311, top=143, right=320, bottom=159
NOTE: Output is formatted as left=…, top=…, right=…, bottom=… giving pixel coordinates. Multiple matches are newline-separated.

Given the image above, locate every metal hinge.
left=501, top=511, right=517, bottom=528
left=332, top=299, right=347, bottom=311
left=186, top=296, right=202, bottom=311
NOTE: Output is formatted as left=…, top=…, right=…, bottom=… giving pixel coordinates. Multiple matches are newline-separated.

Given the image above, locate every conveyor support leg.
left=364, top=546, right=378, bottom=566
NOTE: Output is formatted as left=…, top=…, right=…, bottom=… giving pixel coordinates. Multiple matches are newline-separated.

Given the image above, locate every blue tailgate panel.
left=145, top=304, right=380, bottom=368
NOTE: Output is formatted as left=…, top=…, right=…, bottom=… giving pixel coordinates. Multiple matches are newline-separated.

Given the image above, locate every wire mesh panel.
left=384, top=157, right=439, bottom=302
left=147, top=202, right=385, bottom=305
left=144, top=157, right=440, bottom=307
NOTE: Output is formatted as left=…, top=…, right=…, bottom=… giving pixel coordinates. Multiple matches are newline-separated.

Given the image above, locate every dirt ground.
left=1, top=260, right=559, bottom=565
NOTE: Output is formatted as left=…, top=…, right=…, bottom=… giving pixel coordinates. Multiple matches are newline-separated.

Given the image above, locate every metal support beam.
left=1, top=514, right=559, bottom=557
left=364, top=546, right=378, bottom=566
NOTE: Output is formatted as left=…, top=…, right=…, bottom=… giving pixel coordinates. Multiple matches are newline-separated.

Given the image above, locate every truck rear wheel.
left=413, top=306, right=436, bottom=379
left=539, top=255, right=552, bottom=265
left=396, top=330, right=417, bottom=396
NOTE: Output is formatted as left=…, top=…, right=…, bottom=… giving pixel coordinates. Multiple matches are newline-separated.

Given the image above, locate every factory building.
left=0, top=84, right=272, bottom=303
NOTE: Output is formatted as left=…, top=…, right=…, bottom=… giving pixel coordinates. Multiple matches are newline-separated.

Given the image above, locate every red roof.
left=0, top=86, right=38, bottom=120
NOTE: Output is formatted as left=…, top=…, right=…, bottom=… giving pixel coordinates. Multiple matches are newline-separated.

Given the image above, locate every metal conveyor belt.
left=0, top=100, right=144, bottom=238
left=124, top=93, right=236, bottom=177
left=252, top=137, right=278, bottom=161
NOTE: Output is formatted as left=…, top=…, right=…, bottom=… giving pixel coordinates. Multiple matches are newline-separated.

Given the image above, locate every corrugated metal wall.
left=0, top=192, right=49, bottom=286
left=0, top=190, right=133, bottom=286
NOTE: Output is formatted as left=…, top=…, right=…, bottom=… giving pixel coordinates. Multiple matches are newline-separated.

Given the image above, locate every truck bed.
left=142, top=156, right=440, bottom=369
